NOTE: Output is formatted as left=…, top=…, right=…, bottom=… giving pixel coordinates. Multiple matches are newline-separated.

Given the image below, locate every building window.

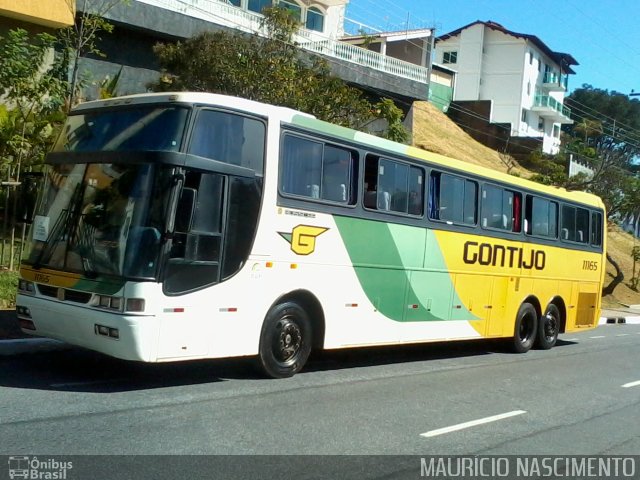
left=553, top=124, right=560, bottom=138
left=429, top=172, right=477, bottom=225
left=538, top=118, right=545, bottom=132
left=306, top=6, right=324, bottom=32
left=527, top=81, right=531, bottom=96
left=529, top=50, right=534, bottom=65
left=278, top=0, right=302, bottom=22
left=521, top=108, right=527, bottom=123
left=228, top=0, right=241, bottom=5
left=248, top=0, right=272, bottom=13
left=443, top=51, right=458, bottom=64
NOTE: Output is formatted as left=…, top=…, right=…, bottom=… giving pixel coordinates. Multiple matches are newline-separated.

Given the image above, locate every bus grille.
left=37, top=284, right=92, bottom=304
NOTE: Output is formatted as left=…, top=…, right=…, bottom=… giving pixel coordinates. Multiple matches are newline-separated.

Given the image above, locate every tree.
left=58, top=0, right=129, bottom=109
left=528, top=85, right=640, bottom=295
left=0, top=29, right=68, bottom=268
left=152, top=7, right=408, bottom=142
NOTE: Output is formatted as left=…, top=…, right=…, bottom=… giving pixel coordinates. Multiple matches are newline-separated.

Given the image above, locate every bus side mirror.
left=18, top=175, right=41, bottom=224
left=174, top=187, right=196, bottom=232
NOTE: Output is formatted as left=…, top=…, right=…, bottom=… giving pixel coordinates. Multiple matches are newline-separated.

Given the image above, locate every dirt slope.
left=411, top=101, right=640, bottom=308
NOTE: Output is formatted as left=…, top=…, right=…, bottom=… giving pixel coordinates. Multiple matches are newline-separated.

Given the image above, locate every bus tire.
left=257, top=301, right=312, bottom=378
left=536, top=304, right=560, bottom=350
left=511, top=303, right=538, bottom=353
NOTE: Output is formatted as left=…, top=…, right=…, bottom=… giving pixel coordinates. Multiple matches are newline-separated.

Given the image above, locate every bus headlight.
left=96, top=295, right=124, bottom=311
left=18, top=280, right=35, bottom=294
left=125, top=298, right=145, bottom=313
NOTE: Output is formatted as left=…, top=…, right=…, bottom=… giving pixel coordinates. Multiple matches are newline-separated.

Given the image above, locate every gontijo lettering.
left=463, top=241, right=546, bottom=270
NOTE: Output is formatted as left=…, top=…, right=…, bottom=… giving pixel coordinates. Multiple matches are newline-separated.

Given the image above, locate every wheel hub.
left=275, top=319, right=301, bottom=362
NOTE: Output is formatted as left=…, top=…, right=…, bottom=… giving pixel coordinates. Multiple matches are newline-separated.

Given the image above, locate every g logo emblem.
left=279, top=225, right=328, bottom=255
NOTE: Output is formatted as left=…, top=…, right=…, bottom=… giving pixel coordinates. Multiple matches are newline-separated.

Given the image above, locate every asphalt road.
left=0, top=324, right=639, bottom=477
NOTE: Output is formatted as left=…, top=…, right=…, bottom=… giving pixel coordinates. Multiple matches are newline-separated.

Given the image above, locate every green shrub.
left=0, top=271, right=18, bottom=308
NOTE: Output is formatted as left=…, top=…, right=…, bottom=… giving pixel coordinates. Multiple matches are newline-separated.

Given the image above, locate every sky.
left=345, top=0, right=640, bottom=95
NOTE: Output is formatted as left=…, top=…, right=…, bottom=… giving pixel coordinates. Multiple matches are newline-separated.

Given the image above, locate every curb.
left=599, top=316, right=640, bottom=325
left=0, top=338, right=69, bottom=356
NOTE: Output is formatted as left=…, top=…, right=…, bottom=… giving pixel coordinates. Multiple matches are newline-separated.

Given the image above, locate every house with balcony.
left=76, top=0, right=433, bottom=116
left=434, top=20, right=577, bottom=156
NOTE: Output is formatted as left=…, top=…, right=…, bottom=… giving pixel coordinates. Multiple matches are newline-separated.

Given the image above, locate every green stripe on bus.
left=290, top=115, right=410, bottom=156
left=334, top=216, right=474, bottom=322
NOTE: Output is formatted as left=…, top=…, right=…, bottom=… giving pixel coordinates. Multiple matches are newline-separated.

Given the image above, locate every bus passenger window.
left=280, top=135, right=355, bottom=204
left=591, top=212, right=603, bottom=246
left=525, top=195, right=558, bottom=238
left=561, top=205, right=576, bottom=241
left=429, top=172, right=476, bottom=225
left=576, top=207, right=590, bottom=243
left=188, top=110, right=265, bottom=174
left=363, top=155, right=423, bottom=215
left=482, top=185, right=517, bottom=231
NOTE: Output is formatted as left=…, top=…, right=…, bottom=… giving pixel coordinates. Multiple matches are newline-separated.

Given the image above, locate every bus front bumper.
left=16, top=294, right=159, bottom=362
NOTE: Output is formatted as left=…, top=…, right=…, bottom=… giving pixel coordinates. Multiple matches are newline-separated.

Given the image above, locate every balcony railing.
left=303, top=39, right=430, bottom=83
left=542, top=71, right=568, bottom=91
left=533, top=93, right=571, bottom=119
left=135, top=0, right=430, bottom=85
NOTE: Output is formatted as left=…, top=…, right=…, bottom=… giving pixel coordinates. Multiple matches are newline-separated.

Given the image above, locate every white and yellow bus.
left=17, top=92, right=606, bottom=377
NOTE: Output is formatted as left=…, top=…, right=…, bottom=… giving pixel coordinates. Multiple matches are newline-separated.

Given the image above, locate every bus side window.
left=188, top=110, right=265, bottom=174
left=363, top=155, right=423, bottom=215
left=591, top=211, right=603, bottom=246
left=280, top=135, right=323, bottom=199
left=429, top=171, right=476, bottom=225
left=280, top=135, right=356, bottom=204
left=481, top=185, right=519, bottom=232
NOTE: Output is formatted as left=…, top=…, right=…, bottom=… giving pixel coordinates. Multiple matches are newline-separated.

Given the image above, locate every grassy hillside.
left=411, top=101, right=640, bottom=308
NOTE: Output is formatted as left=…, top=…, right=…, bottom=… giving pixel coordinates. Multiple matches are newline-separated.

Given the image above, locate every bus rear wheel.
left=536, top=304, right=560, bottom=350
left=511, top=303, right=538, bottom=353
left=257, top=301, right=312, bottom=378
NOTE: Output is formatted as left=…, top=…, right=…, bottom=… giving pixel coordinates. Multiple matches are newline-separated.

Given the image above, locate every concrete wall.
left=77, top=1, right=429, bottom=103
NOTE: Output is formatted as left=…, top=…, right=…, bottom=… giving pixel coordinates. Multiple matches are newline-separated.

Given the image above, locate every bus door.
left=486, top=276, right=509, bottom=337
left=156, top=167, right=261, bottom=359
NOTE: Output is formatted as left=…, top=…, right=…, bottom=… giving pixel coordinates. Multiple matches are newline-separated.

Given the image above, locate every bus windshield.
left=54, top=106, right=189, bottom=152
left=25, top=163, right=175, bottom=279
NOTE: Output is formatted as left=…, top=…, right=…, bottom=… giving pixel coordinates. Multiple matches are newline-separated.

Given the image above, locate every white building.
left=435, top=20, right=577, bottom=154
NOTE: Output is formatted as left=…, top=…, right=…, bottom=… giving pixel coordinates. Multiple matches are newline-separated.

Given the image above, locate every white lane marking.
left=563, top=338, right=578, bottom=341
left=50, top=379, right=124, bottom=388
left=622, top=380, right=640, bottom=389
left=420, top=410, right=526, bottom=438
left=616, top=334, right=630, bottom=337
left=589, top=335, right=606, bottom=339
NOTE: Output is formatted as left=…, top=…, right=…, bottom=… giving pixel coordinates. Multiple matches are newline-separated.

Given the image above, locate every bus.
left=16, top=92, right=606, bottom=378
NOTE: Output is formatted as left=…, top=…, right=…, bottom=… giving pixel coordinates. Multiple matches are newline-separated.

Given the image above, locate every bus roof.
left=73, top=92, right=604, bottom=210
left=71, top=91, right=314, bottom=120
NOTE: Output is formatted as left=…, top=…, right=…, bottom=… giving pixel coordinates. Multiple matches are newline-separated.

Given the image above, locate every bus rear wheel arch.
left=257, top=301, right=313, bottom=378
left=511, top=302, right=538, bottom=353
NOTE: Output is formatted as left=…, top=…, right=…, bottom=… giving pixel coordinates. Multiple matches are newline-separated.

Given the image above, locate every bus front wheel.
left=511, top=303, right=538, bottom=353
left=536, top=304, right=560, bottom=350
left=257, top=301, right=312, bottom=378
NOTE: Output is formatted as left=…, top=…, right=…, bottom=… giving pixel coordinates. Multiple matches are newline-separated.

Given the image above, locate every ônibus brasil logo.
left=8, top=456, right=73, bottom=479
